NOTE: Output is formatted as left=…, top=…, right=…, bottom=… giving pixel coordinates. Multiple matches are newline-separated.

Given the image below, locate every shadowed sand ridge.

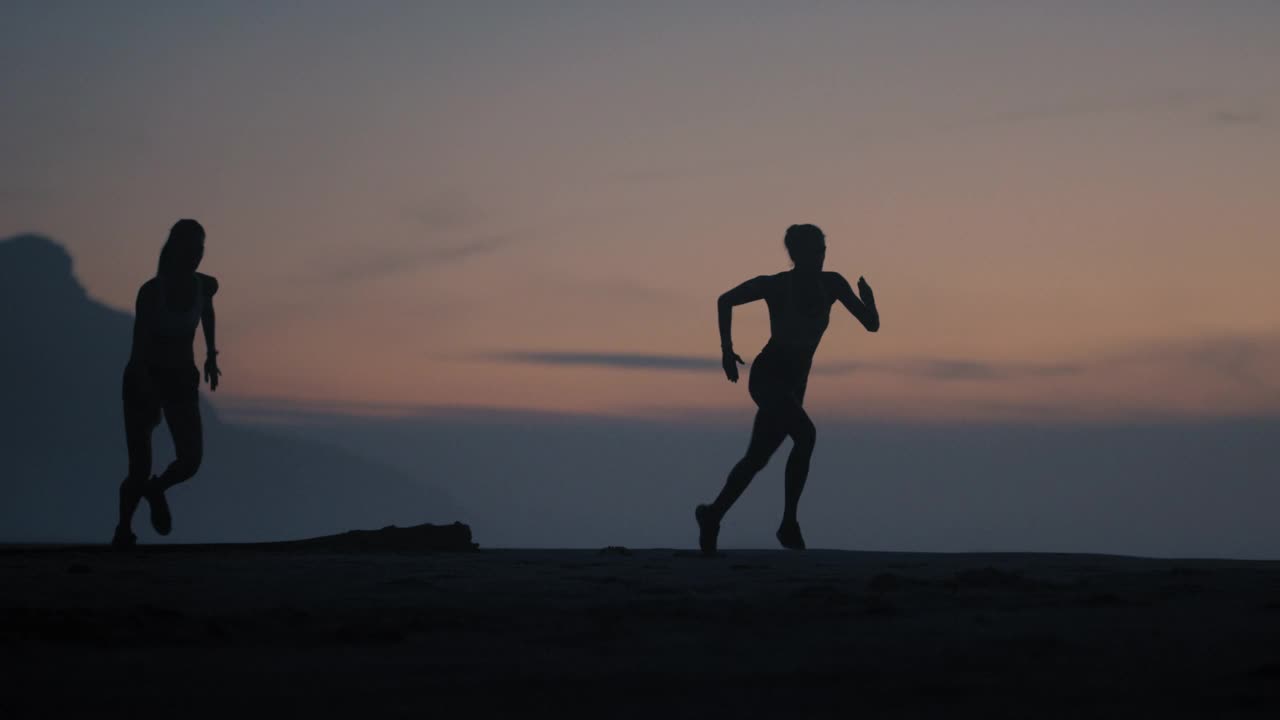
left=260, top=521, right=479, bottom=551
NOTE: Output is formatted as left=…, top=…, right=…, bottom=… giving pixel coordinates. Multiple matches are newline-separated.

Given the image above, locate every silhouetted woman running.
left=696, top=224, right=878, bottom=554
left=113, top=219, right=220, bottom=548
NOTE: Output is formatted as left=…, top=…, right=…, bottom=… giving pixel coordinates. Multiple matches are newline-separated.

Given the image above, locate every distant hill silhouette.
left=0, top=234, right=459, bottom=542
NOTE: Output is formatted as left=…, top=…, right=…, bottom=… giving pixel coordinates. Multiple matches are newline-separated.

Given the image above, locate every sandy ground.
left=5, top=543, right=1280, bottom=718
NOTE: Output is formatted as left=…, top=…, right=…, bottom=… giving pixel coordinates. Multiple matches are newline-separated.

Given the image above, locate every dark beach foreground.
left=5, top=536, right=1280, bottom=718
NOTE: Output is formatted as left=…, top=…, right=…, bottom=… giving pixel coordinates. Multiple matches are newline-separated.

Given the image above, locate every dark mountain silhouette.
left=0, top=234, right=459, bottom=542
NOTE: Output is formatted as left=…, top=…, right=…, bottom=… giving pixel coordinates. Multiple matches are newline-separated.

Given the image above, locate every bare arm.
left=201, top=281, right=221, bottom=391
left=128, top=285, right=151, bottom=370
left=716, top=276, right=768, bottom=382
left=201, top=299, right=215, bottom=350
left=832, top=273, right=880, bottom=332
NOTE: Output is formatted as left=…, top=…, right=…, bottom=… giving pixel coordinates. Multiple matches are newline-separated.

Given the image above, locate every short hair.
left=784, top=224, right=825, bottom=263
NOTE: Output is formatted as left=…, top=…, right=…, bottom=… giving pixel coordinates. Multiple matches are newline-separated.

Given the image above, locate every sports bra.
left=153, top=274, right=204, bottom=340
left=764, top=271, right=832, bottom=352
left=134, top=273, right=216, bottom=369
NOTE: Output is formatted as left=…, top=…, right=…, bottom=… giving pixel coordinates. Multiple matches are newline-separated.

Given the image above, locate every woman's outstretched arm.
left=832, top=273, right=880, bottom=332
left=201, top=293, right=220, bottom=391
left=717, top=276, right=768, bottom=382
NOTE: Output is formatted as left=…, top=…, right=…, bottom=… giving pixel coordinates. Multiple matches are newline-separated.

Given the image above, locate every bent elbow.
left=717, top=294, right=732, bottom=309
left=866, top=318, right=880, bottom=333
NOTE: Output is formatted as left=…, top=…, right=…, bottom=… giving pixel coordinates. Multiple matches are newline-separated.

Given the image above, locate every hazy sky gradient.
left=4, top=1, right=1278, bottom=421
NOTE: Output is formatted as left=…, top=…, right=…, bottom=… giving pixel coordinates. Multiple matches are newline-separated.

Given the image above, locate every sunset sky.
left=5, top=1, right=1278, bottom=422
